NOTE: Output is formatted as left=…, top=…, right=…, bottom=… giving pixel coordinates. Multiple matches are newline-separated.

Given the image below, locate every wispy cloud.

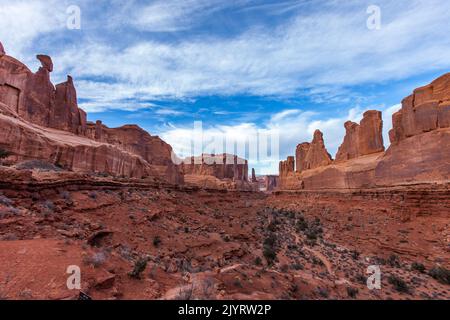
left=160, top=103, right=401, bottom=174
left=128, top=0, right=251, bottom=32
left=31, top=0, right=449, bottom=108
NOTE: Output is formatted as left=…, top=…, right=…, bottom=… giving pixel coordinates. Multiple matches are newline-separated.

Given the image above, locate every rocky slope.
left=0, top=170, right=448, bottom=300
left=279, top=74, right=450, bottom=190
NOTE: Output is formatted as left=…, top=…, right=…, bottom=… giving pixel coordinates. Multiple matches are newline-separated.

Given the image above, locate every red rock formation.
left=390, top=73, right=450, bottom=144
left=303, top=130, right=333, bottom=170
left=52, top=76, right=87, bottom=134
left=36, top=55, right=53, bottom=72
left=181, top=153, right=248, bottom=182
left=0, top=49, right=182, bottom=183
left=265, top=175, right=279, bottom=191
left=278, top=74, right=450, bottom=190
left=0, top=41, right=5, bottom=57
left=251, top=168, right=257, bottom=183
left=279, top=156, right=294, bottom=177
left=335, top=110, right=384, bottom=161
left=295, top=142, right=310, bottom=173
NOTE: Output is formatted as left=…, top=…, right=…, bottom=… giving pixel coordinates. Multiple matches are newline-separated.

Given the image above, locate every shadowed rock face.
left=0, top=41, right=5, bottom=57
left=279, top=156, right=295, bottom=177
left=251, top=168, right=257, bottom=182
left=0, top=49, right=182, bottom=183
left=335, top=110, right=384, bottom=161
left=390, top=73, right=450, bottom=144
left=295, top=142, right=310, bottom=173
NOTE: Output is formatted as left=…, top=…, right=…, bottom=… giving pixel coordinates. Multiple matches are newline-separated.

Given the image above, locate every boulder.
left=36, top=55, right=53, bottom=72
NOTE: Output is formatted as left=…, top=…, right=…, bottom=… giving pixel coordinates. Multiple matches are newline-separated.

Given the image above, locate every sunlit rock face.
left=0, top=46, right=182, bottom=183
left=278, top=74, right=450, bottom=190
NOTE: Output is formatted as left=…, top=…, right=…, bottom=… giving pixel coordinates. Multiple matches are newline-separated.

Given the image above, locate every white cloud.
left=160, top=103, right=401, bottom=174
left=130, top=0, right=242, bottom=32
left=36, top=0, right=450, bottom=106
left=0, top=0, right=67, bottom=60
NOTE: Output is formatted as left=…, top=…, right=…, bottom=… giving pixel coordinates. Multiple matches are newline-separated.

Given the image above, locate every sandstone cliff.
left=0, top=42, right=182, bottom=183
left=279, top=73, right=450, bottom=190
left=390, top=73, right=450, bottom=143
left=335, top=110, right=384, bottom=161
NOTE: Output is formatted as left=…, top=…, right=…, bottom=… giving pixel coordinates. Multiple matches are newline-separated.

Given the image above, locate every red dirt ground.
left=0, top=172, right=449, bottom=300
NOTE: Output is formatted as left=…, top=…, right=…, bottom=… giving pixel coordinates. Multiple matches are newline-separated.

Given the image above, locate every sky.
left=1, top=0, right=450, bottom=174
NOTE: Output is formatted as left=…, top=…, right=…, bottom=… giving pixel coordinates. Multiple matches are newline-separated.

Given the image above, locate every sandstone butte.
left=279, top=73, right=450, bottom=190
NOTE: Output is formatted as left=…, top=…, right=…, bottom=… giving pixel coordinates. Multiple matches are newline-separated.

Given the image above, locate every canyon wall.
left=180, top=154, right=248, bottom=182
left=279, top=73, right=450, bottom=190
left=0, top=43, right=182, bottom=183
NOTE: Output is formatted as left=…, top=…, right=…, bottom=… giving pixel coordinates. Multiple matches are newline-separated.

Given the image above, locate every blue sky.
left=1, top=0, right=450, bottom=174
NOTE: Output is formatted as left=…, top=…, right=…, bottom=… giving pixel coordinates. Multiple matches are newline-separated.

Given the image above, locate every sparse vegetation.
left=0, top=148, right=11, bottom=165
left=84, top=251, right=107, bottom=268
left=428, top=266, right=450, bottom=285
left=387, top=254, right=401, bottom=268
left=296, top=217, right=308, bottom=232
left=15, top=160, right=62, bottom=171
left=347, top=286, right=359, bottom=298
left=317, top=287, right=329, bottom=298
left=296, top=216, right=323, bottom=244
left=262, top=227, right=278, bottom=266
left=263, top=245, right=277, bottom=265
left=153, top=236, right=162, bottom=247
left=411, top=262, right=426, bottom=273
left=388, top=275, right=410, bottom=294
left=128, top=257, right=148, bottom=279
left=355, top=274, right=366, bottom=285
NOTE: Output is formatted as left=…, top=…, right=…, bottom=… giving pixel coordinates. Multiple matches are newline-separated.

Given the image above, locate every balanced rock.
left=36, top=55, right=53, bottom=72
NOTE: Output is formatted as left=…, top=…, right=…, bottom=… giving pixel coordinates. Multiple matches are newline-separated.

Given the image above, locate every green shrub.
left=429, top=267, right=450, bottom=285
left=153, top=236, right=162, bottom=247
left=411, top=262, right=426, bottom=273
left=0, top=148, right=11, bottom=160
left=347, top=286, right=359, bottom=298
left=263, top=234, right=276, bottom=247
left=387, top=254, right=401, bottom=268
left=128, top=258, right=148, bottom=279
left=388, top=275, right=410, bottom=294
left=263, top=246, right=277, bottom=265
